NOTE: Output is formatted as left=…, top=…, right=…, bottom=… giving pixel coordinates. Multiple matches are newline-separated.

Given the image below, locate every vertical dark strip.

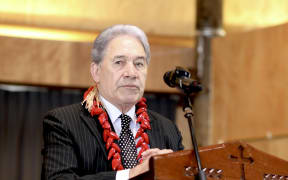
left=0, top=90, right=7, bottom=180
left=17, top=91, right=28, bottom=180
left=196, top=0, right=224, bottom=36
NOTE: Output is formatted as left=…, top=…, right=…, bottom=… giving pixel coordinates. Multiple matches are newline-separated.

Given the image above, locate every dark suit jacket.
left=42, top=103, right=184, bottom=180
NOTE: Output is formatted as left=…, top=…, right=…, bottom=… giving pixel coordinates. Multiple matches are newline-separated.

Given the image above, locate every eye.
left=113, top=58, right=125, bottom=66
left=134, top=59, right=146, bottom=69
left=114, top=60, right=122, bottom=65
left=135, top=62, right=144, bottom=67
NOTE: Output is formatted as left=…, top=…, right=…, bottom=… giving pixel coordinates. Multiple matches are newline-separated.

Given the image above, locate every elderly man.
left=42, top=24, right=184, bottom=180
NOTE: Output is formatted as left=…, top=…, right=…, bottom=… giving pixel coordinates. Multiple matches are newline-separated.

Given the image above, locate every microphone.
left=163, top=67, right=202, bottom=93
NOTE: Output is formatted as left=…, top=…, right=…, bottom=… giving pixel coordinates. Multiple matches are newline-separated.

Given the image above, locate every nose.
left=123, top=61, right=137, bottom=78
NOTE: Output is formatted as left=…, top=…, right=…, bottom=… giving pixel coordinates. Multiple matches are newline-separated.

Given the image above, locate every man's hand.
left=129, top=148, right=173, bottom=179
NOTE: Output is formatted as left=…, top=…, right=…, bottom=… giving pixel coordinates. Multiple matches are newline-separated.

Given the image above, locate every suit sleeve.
left=172, top=122, right=184, bottom=151
left=41, top=111, right=117, bottom=180
left=165, top=120, right=184, bottom=151
left=148, top=110, right=184, bottom=151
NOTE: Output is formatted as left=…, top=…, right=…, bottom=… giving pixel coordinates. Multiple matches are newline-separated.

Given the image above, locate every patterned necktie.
left=118, top=114, right=138, bottom=169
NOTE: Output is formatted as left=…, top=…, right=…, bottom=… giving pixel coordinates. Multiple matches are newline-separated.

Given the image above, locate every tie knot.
left=120, top=114, right=132, bottom=129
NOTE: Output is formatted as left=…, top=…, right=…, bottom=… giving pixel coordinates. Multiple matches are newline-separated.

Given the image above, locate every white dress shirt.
left=100, top=96, right=140, bottom=180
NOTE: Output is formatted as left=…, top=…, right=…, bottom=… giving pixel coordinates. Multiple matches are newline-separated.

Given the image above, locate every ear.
left=90, top=62, right=101, bottom=83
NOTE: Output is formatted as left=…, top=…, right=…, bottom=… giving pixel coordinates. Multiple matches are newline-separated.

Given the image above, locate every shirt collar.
left=99, top=96, right=136, bottom=124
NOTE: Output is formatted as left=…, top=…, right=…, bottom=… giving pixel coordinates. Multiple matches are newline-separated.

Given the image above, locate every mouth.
left=120, top=85, right=139, bottom=90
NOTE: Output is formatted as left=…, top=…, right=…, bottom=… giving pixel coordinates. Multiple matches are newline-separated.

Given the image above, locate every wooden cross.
left=230, top=145, right=254, bottom=180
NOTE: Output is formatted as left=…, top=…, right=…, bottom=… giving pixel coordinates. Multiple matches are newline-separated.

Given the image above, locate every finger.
left=141, top=148, right=160, bottom=157
left=141, top=148, right=161, bottom=160
left=142, top=149, right=173, bottom=160
left=156, top=149, right=173, bottom=155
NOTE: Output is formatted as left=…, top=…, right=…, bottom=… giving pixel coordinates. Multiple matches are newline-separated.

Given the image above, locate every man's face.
left=91, top=35, right=148, bottom=110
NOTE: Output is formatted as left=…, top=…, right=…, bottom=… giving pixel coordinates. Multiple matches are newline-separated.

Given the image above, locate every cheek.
left=109, top=74, right=122, bottom=89
left=140, top=71, right=147, bottom=84
left=100, top=74, right=112, bottom=87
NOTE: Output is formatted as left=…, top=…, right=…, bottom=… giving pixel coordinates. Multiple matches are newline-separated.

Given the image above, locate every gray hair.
left=91, top=24, right=151, bottom=64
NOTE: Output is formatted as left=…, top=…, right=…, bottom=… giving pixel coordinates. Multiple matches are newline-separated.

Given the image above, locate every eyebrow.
left=134, top=56, right=146, bottom=60
left=113, top=55, right=126, bottom=60
left=113, top=55, right=146, bottom=60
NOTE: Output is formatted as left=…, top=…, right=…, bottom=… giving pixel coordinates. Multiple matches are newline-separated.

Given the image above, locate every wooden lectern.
left=135, top=141, right=288, bottom=180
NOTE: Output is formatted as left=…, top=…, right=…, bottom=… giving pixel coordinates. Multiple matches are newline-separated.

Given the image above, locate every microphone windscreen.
left=163, top=71, right=176, bottom=87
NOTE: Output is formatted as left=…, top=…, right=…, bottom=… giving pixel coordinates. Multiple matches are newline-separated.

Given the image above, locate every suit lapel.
left=146, top=111, right=157, bottom=148
left=80, top=110, right=108, bottom=159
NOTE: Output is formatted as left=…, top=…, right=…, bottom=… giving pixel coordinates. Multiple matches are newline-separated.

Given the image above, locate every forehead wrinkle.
left=113, top=55, right=127, bottom=59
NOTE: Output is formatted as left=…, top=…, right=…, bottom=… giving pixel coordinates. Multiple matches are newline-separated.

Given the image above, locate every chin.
left=121, top=95, right=141, bottom=104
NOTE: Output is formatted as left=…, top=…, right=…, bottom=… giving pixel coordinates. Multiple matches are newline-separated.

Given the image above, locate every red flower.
left=83, top=86, right=94, bottom=99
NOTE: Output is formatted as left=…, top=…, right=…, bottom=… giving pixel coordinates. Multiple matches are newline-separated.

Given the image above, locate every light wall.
left=1, top=0, right=288, bottom=38
left=211, top=23, right=288, bottom=161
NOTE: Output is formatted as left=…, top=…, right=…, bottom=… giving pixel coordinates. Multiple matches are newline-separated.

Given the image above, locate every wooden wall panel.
left=147, top=45, right=194, bottom=92
left=247, top=137, right=288, bottom=161
left=0, top=36, right=194, bottom=92
left=212, top=23, right=288, bottom=142
left=0, top=0, right=195, bottom=37
left=0, top=36, right=93, bottom=87
left=2, top=0, right=288, bottom=37
left=211, top=23, right=288, bottom=160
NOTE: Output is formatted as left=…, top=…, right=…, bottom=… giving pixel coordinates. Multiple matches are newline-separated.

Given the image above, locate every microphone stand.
left=183, top=93, right=206, bottom=180
left=163, top=66, right=206, bottom=179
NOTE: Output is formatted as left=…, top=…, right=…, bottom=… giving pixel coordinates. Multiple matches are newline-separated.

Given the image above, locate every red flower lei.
left=82, top=86, right=151, bottom=170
